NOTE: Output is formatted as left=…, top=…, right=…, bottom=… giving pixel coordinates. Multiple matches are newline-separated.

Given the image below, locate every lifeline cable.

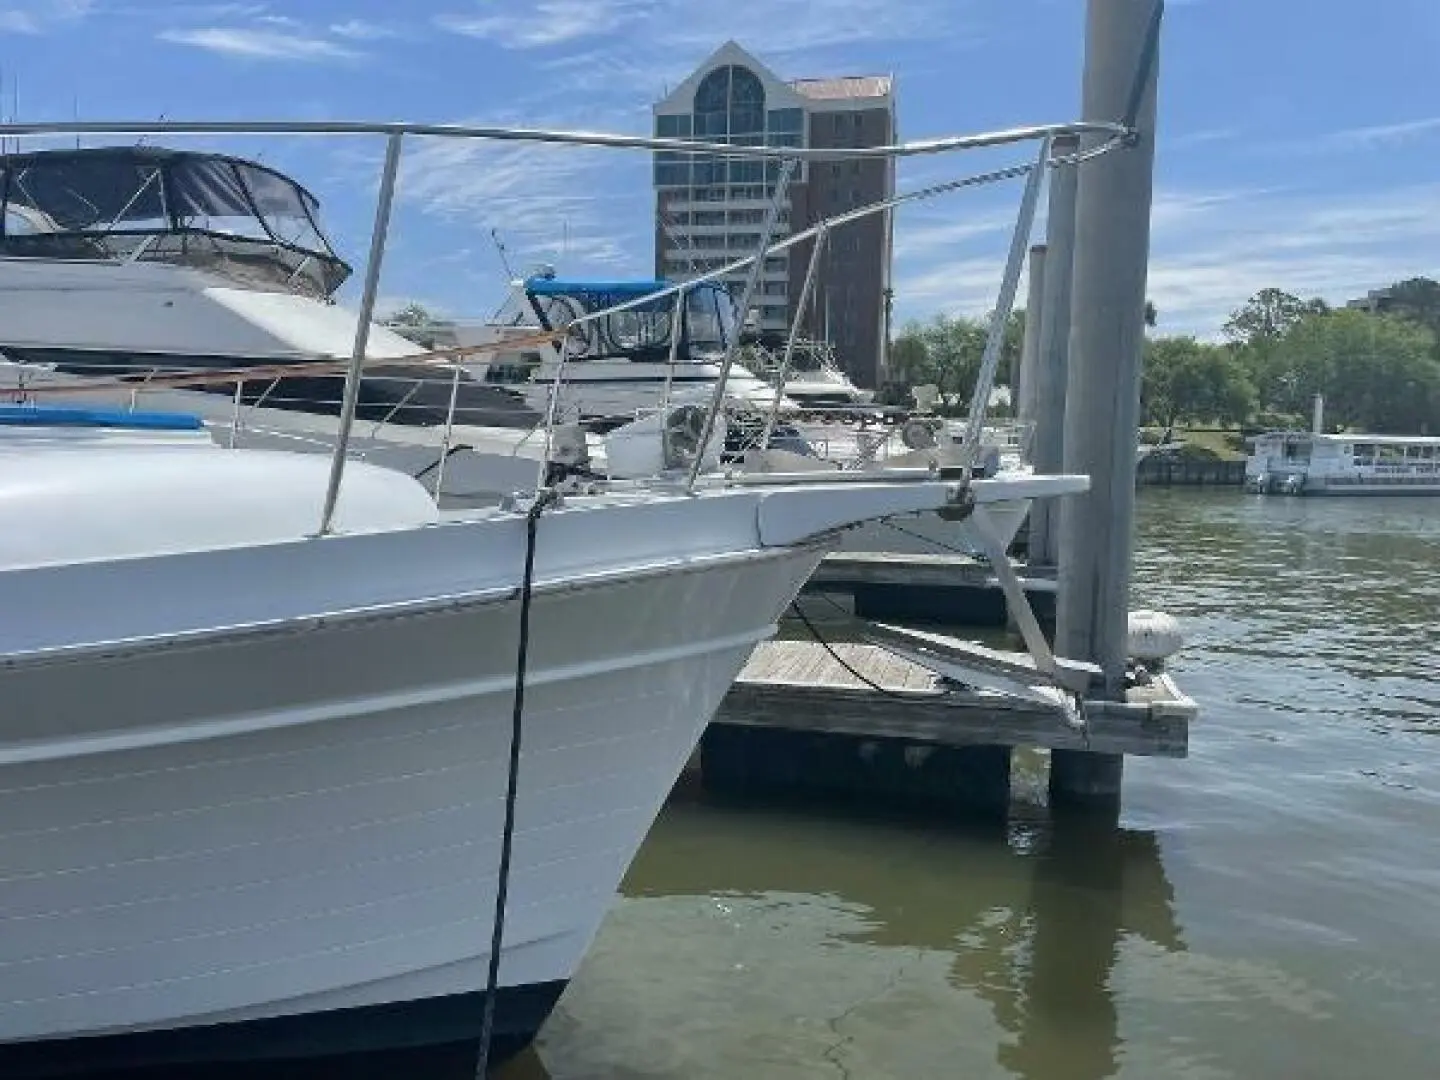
left=474, top=488, right=558, bottom=1079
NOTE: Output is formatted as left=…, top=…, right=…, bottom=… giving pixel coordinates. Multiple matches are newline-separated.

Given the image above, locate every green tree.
left=887, top=314, right=993, bottom=405
left=386, top=302, right=434, bottom=328
left=1266, top=309, right=1440, bottom=433
left=888, top=326, right=930, bottom=385
left=921, top=315, right=988, bottom=404
left=1142, top=335, right=1255, bottom=428
left=1223, top=288, right=1328, bottom=347
left=1381, top=276, right=1440, bottom=344
left=384, top=302, right=449, bottom=349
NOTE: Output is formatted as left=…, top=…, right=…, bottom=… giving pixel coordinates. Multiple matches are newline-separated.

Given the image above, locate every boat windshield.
left=0, top=147, right=351, bottom=297
left=685, top=285, right=737, bottom=355
left=523, top=278, right=737, bottom=361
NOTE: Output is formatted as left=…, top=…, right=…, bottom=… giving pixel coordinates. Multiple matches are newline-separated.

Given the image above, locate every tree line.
left=888, top=277, right=1440, bottom=434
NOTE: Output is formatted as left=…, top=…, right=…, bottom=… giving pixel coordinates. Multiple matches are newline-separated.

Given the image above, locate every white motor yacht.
left=446, top=273, right=797, bottom=422
left=740, top=335, right=874, bottom=413
left=0, top=102, right=1129, bottom=1076
left=0, top=146, right=561, bottom=486
left=0, top=399, right=990, bottom=1076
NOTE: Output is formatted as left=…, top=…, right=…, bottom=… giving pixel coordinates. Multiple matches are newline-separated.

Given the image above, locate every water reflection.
left=997, top=812, right=1181, bottom=1080
left=520, top=778, right=1181, bottom=1080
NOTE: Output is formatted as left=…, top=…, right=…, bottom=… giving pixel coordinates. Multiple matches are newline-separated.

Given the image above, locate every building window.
left=695, top=65, right=766, bottom=140
left=729, top=159, right=764, bottom=184
left=768, top=108, right=804, bottom=133
left=693, top=156, right=726, bottom=186
left=655, top=113, right=692, bottom=138
left=764, top=256, right=787, bottom=272
left=654, top=153, right=689, bottom=187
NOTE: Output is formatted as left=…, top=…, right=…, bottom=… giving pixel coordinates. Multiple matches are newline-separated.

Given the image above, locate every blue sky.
left=0, top=0, right=1435, bottom=337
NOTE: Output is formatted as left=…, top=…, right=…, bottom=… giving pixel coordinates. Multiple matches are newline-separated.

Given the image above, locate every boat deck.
left=721, top=639, right=1192, bottom=758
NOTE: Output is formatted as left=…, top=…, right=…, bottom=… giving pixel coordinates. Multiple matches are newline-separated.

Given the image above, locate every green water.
left=505, top=490, right=1440, bottom=1079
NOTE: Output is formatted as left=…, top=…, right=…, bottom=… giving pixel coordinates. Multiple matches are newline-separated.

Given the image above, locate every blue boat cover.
left=524, top=278, right=673, bottom=297
left=523, top=277, right=731, bottom=312
left=0, top=404, right=205, bottom=431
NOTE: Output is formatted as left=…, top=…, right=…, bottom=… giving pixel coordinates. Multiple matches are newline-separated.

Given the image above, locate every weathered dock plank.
left=722, top=640, right=1188, bottom=758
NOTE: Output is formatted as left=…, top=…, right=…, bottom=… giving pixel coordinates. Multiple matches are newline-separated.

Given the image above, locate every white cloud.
left=1162, top=127, right=1239, bottom=150
left=393, top=130, right=645, bottom=279
left=651, top=0, right=963, bottom=56
left=159, top=26, right=363, bottom=61
left=1319, top=116, right=1440, bottom=151
left=891, top=183, right=1440, bottom=338
left=329, top=19, right=402, bottom=41
left=0, top=11, right=37, bottom=32
left=0, top=0, right=95, bottom=33
left=435, top=0, right=645, bottom=48
left=891, top=210, right=1017, bottom=262
left=436, top=0, right=969, bottom=56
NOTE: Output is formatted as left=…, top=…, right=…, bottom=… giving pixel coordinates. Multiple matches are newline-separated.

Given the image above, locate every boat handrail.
left=0, top=115, right=1135, bottom=528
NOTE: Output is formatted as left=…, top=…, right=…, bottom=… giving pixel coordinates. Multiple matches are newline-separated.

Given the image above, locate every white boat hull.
left=0, top=553, right=816, bottom=1067
left=0, top=257, right=426, bottom=363
left=0, top=450, right=968, bottom=1074
left=465, top=359, right=789, bottom=424
left=838, top=497, right=1032, bottom=557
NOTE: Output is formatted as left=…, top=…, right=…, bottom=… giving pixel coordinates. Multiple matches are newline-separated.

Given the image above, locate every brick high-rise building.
left=652, top=41, right=896, bottom=388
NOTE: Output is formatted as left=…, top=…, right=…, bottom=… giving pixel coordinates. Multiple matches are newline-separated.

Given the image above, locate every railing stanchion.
left=534, top=334, right=573, bottom=492
left=958, top=136, right=1051, bottom=469
left=759, top=220, right=829, bottom=455
left=433, top=363, right=464, bottom=500
left=659, top=285, right=686, bottom=416
left=317, top=131, right=403, bottom=536
left=229, top=380, right=244, bottom=448
left=687, top=157, right=797, bottom=491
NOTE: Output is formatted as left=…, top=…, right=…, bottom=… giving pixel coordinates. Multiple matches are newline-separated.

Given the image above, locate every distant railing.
left=0, top=115, right=1135, bottom=531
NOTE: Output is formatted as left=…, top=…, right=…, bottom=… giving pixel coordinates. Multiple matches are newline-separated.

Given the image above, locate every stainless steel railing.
left=0, top=115, right=1134, bottom=530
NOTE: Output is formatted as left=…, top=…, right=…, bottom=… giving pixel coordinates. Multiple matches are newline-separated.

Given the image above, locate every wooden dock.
left=719, top=639, right=1191, bottom=758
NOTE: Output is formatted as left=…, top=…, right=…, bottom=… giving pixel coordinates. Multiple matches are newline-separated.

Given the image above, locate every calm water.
left=504, top=490, right=1440, bottom=1080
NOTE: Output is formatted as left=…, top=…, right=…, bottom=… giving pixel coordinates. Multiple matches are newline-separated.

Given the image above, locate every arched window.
left=693, top=64, right=766, bottom=139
